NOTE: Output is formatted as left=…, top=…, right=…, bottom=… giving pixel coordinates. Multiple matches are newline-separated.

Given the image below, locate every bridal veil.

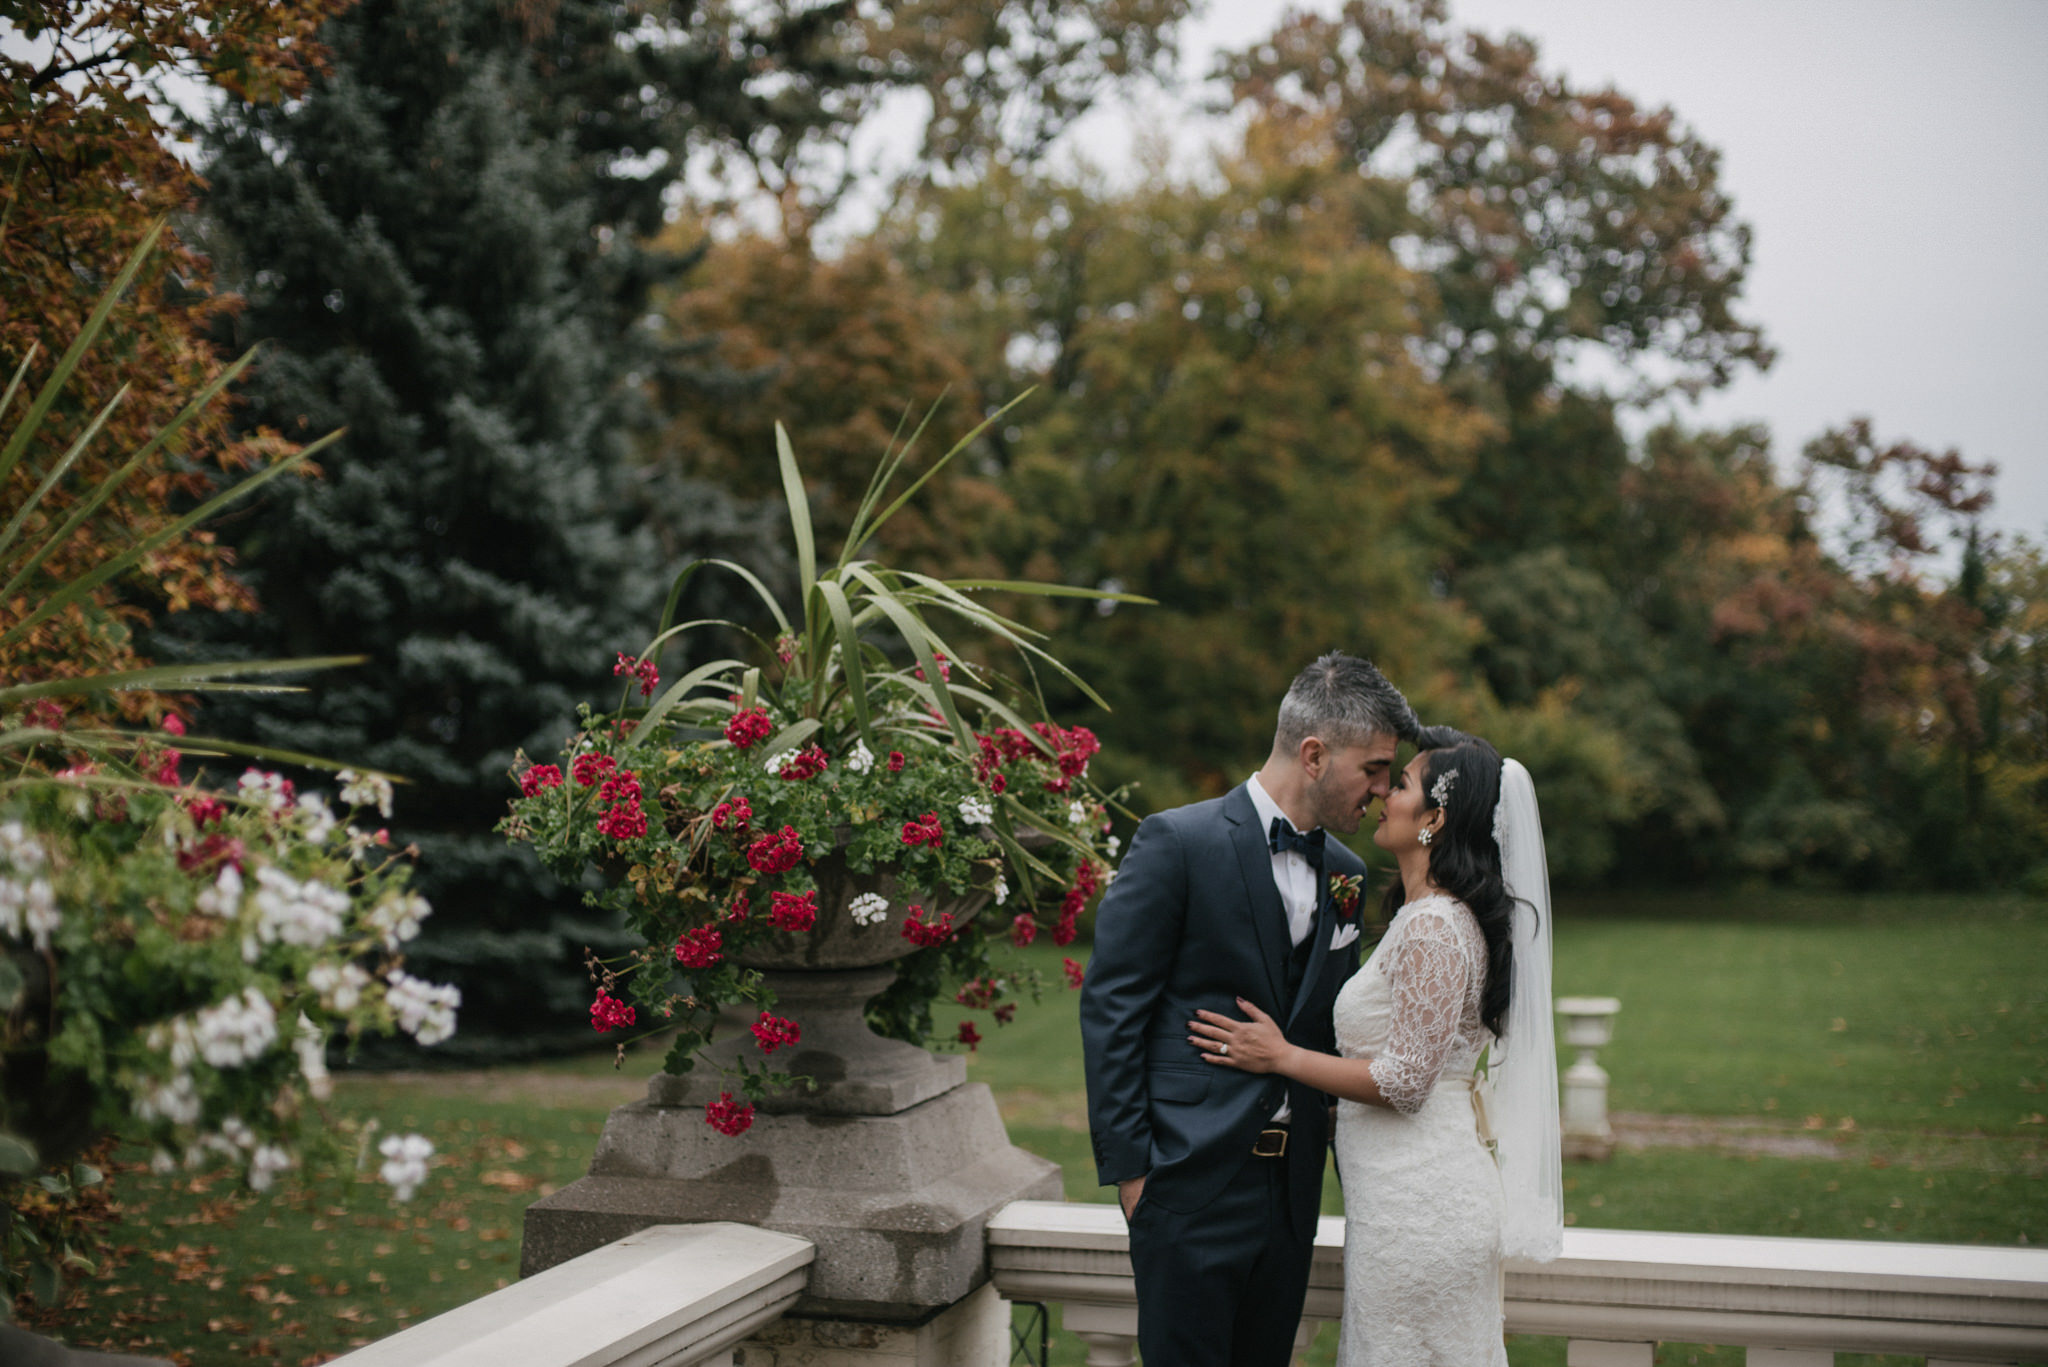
left=1491, top=757, right=1563, bottom=1261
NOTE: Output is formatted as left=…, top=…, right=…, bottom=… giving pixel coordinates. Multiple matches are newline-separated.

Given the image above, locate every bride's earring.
left=1417, top=828, right=1433, bottom=846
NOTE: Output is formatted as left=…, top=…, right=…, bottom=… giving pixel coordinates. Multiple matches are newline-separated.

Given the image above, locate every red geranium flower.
left=613, top=651, right=660, bottom=698
left=887, top=751, right=905, bottom=773
left=675, top=926, right=723, bottom=968
left=750, top=1012, right=802, bottom=1054
left=768, top=889, right=819, bottom=933
left=1010, top=913, right=1038, bottom=947
left=572, top=753, right=616, bottom=787
left=520, top=763, right=564, bottom=796
left=900, top=903, right=956, bottom=948
left=900, top=812, right=944, bottom=848
left=597, top=801, right=648, bottom=840
left=957, top=1020, right=982, bottom=1051
left=590, top=991, right=636, bottom=1033
left=711, top=796, right=752, bottom=831
left=1062, top=957, right=1087, bottom=989
left=747, top=825, right=805, bottom=875
left=724, top=707, right=774, bottom=750
left=705, top=1093, right=755, bottom=1137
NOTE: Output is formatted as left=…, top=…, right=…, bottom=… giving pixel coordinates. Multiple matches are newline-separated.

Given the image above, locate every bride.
left=1188, top=733, right=1562, bottom=1364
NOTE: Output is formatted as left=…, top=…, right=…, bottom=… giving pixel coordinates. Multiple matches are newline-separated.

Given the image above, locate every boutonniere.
left=1328, top=872, right=1363, bottom=919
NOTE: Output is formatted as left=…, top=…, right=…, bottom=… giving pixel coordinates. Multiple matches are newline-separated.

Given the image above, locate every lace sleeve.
left=1371, top=903, right=1476, bottom=1115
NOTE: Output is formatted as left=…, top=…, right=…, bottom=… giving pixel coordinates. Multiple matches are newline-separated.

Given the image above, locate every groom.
left=1081, top=653, right=1417, bottom=1367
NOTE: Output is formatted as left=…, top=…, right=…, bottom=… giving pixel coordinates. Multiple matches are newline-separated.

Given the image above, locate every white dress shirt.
left=1246, top=773, right=1317, bottom=949
left=1245, top=774, right=1320, bottom=1124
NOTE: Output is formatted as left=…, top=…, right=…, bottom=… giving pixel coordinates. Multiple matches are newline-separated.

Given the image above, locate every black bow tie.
left=1268, top=816, right=1326, bottom=866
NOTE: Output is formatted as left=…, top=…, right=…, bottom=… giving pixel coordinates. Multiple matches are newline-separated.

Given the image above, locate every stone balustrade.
left=317, top=1203, right=2048, bottom=1367
left=324, top=1222, right=813, bottom=1367
left=986, top=1199, right=2048, bottom=1364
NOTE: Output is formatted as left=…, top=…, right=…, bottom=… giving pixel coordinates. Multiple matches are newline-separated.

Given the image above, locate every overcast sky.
left=1052, top=0, right=2048, bottom=544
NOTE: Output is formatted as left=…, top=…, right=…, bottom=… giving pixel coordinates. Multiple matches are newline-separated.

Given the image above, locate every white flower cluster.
left=192, top=986, right=279, bottom=1067
left=249, top=1143, right=297, bottom=1192
left=1106, top=835, right=1121, bottom=860
left=195, top=865, right=243, bottom=917
left=366, top=889, right=430, bottom=950
left=338, top=769, right=395, bottom=819
left=0, top=820, right=58, bottom=951
left=251, top=866, right=350, bottom=950
left=761, top=750, right=793, bottom=775
left=239, top=769, right=294, bottom=812
left=308, top=961, right=371, bottom=1011
left=848, top=892, right=889, bottom=926
left=294, top=792, right=338, bottom=845
left=295, top=1013, right=333, bottom=1101
left=1068, top=800, right=1090, bottom=826
left=993, top=876, right=1010, bottom=907
left=386, top=969, right=461, bottom=1046
left=958, top=795, right=995, bottom=827
left=845, top=741, right=875, bottom=774
left=134, top=1071, right=201, bottom=1126
left=379, top=1132, right=435, bottom=1201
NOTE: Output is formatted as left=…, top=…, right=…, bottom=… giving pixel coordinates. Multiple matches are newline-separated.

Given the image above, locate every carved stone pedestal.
left=522, top=967, right=1061, bottom=1362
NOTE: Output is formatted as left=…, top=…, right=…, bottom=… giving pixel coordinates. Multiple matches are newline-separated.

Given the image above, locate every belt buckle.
left=1252, top=1127, right=1289, bottom=1158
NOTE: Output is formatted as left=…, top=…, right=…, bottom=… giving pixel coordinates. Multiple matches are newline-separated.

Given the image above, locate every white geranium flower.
left=378, top=1133, right=435, bottom=1201
left=958, top=795, right=994, bottom=827
left=1106, top=835, right=1121, bottom=860
left=193, top=987, right=278, bottom=1068
left=0, top=822, right=46, bottom=869
left=238, top=769, right=293, bottom=813
left=249, top=1144, right=295, bottom=1192
left=294, top=1013, right=333, bottom=1101
left=367, top=890, right=431, bottom=950
left=385, top=970, right=461, bottom=1046
left=294, top=792, right=338, bottom=844
left=134, top=1072, right=201, bottom=1126
left=1067, top=800, right=1089, bottom=826
left=308, top=961, right=371, bottom=1012
left=196, top=864, right=244, bottom=918
left=251, top=866, right=348, bottom=949
left=845, top=741, right=874, bottom=775
left=761, top=750, right=793, bottom=776
left=848, top=892, right=889, bottom=926
left=993, top=876, right=1010, bottom=907
left=337, top=769, right=395, bottom=819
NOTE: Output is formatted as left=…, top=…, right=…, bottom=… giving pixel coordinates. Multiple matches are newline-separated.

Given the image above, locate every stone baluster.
left=1557, top=996, right=1621, bottom=1162
left=1061, top=1305, right=1138, bottom=1367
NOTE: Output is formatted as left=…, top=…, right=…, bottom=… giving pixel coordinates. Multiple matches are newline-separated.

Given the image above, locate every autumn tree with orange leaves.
left=0, top=0, right=352, bottom=711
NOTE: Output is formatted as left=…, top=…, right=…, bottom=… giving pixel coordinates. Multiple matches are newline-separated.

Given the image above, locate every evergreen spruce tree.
left=172, top=0, right=769, bottom=1059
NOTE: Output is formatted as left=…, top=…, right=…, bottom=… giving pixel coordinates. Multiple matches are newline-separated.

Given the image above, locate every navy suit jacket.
left=1080, top=782, right=1367, bottom=1237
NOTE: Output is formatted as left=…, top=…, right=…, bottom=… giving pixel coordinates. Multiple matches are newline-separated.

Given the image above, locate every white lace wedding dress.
left=1333, top=894, right=1508, bottom=1366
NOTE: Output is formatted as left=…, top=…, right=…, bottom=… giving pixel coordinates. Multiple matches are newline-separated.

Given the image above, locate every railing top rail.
left=331, top=1222, right=814, bottom=1367
left=990, top=1200, right=2048, bottom=1293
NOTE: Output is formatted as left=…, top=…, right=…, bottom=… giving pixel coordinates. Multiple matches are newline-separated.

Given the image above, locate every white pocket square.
left=1330, top=924, right=1360, bottom=951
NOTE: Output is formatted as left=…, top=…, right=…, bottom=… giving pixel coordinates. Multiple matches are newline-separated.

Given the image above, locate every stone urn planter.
left=509, top=424, right=1133, bottom=1359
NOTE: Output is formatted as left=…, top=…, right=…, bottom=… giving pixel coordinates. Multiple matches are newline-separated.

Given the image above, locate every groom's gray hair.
left=1274, top=652, right=1419, bottom=753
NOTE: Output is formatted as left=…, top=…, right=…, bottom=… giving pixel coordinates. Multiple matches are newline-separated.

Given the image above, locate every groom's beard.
left=1307, top=771, right=1367, bottom=836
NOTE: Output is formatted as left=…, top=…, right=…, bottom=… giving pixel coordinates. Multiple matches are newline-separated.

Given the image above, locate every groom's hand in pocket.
left=1119, top=1175, right=1146, bottom=1220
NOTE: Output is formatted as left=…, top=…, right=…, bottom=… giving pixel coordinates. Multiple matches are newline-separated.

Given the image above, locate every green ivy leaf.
left=0, top=1133, right=37, bottom=1175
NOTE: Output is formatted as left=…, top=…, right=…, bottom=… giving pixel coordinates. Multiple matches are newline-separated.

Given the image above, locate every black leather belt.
left=1251, top=1125, right=1289, bottom=1158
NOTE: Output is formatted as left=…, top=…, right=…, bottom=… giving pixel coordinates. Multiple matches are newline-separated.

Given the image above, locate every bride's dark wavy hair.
left=1379, top=728, right=1515, bottom=1038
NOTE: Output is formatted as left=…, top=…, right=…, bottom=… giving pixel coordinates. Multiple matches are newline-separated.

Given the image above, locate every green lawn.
left=18, top=894, right=2047, bottom=1366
